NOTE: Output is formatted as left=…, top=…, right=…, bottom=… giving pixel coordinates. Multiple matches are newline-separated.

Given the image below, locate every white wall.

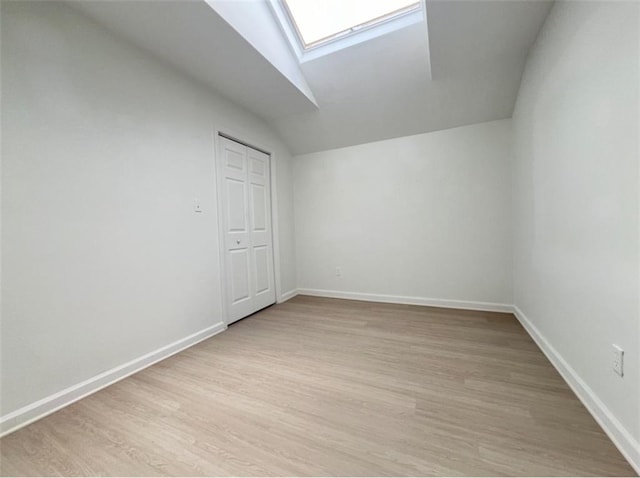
left=512, top=0, right=639, bottom=468
left=0, top=1, right=296, bottom=421
left=293, top=120, right=512, bottom=309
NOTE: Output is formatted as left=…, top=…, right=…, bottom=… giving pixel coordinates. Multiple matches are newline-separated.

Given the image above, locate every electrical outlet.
left=335, top=267, right=342, bottom=277
left=613, top=344, right=624, bottom=377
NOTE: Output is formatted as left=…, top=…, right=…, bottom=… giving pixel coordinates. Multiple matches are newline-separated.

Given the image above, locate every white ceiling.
left=274, top=0, right=553, bottom=154
left=70, top=0, right=318, bottom=121
left=69, top=0, right=553, bottom=155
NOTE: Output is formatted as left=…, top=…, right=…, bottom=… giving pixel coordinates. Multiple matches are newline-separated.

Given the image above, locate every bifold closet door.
left=218, top=136, right=276, bottom=324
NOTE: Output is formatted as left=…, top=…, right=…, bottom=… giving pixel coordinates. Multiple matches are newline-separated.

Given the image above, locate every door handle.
left=236, top=240, right=241, bottom=245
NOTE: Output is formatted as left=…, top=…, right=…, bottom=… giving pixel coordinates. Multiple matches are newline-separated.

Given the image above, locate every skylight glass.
left=283, top=0, right=420, bottom=49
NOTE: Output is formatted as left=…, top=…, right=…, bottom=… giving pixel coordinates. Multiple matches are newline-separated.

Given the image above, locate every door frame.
left=213, top=128, right=282, bottom=326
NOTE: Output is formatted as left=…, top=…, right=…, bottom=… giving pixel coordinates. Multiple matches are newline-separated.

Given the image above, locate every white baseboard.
left=512, top=306, right=640, bottom=474
left=297, top=288, right=513, bottom=313
left=278, top=288, right=299, bottom=303
left=0, top=321, right=227, bottom=438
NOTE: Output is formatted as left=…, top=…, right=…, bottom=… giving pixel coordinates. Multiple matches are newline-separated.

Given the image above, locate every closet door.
left=247, top=146, right=276, bottom=312
left=218, top=136, right=276, bottom=324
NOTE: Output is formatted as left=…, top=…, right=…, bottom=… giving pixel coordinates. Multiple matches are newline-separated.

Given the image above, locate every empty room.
left=1, top=0, right=638, bottom=475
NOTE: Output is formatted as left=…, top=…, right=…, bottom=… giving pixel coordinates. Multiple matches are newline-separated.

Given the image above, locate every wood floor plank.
left=0, top=295, right=635, bottom=476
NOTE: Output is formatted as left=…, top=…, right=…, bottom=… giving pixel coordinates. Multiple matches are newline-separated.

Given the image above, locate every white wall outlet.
left=194, top=198, right=202, bottom=213
left=335, top=267, right=342, bottom=277
left=612, top=344, right=624, bottom=377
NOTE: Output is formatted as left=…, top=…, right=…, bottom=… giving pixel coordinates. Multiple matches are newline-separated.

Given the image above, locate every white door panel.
left=225, top=148, right=245, bottom=171
left=229, top=249, right=250, bottom=303
left=251, top=184, right=267, bottom=231
left=226, top=179, right=247, bottom=232
left=254, top=245, right=269, bottom=294
left=250, top=156, right=266, bottom=176
left=218, top=136, right=276, bottom=324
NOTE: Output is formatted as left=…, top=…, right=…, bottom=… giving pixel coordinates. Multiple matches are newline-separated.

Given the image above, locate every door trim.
left=213, top=129, right=280, bottom=325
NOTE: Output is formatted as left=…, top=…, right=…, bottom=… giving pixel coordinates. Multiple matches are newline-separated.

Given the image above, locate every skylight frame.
left=268, top=0, right=426, bottom=63
left=281, top=0, right=422, bottom=51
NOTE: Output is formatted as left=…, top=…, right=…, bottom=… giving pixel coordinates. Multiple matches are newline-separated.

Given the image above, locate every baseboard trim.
left=512, top=306, right=640, bottom=474
left=297, top=288, right=513, bottom=313
left=278, top=288, right=299, bottom=303
left=0, top=321, right=227, bottom=438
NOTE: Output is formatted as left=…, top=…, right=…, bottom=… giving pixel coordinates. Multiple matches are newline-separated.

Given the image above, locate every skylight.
left=283, top=0, right=421, bottom=49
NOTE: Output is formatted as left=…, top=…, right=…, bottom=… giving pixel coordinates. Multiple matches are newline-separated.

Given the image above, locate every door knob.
left=236, top=240, right=241, bottom=244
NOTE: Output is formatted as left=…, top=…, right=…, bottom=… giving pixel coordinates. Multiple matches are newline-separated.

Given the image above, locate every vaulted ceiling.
left=70, top=0, right=553, bottom=155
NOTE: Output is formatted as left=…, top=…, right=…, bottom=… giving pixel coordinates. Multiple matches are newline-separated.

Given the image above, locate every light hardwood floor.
left=0, top=296, right=635, bottom=476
